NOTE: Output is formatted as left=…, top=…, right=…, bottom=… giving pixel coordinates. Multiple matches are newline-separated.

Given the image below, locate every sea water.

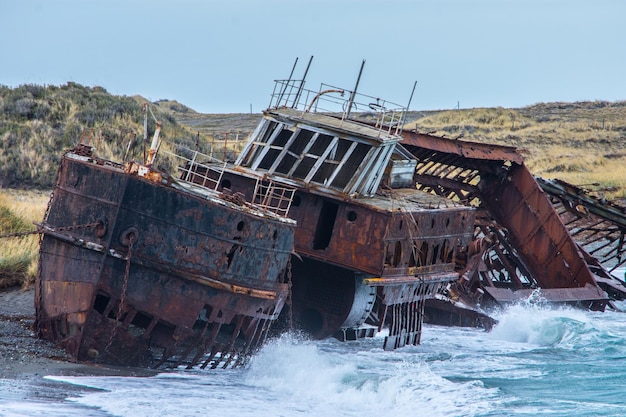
left=3, top=298, right=626, bottom=417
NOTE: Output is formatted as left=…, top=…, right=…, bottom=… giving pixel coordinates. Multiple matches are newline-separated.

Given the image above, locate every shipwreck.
left=398, top=130, right=626, bottom=323
left=189, top=60, right=486, bottom=349
left=30, top=59, right=626, bottom=369
left=35, top=105, right=297, bottom=369
left=192, top=58, right=626, bottom=341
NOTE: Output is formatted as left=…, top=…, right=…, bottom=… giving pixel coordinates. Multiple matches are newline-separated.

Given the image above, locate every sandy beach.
left=0, top=286, right=156, bottom=382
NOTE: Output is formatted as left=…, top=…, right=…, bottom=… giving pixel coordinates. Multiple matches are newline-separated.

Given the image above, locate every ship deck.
left=267, top=108, right=401, bottom=143
left=358, top=188, right=470, bottom=213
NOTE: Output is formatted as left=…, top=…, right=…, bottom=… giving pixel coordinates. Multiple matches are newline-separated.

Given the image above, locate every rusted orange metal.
left=35, top=142, right=296, bottom=369
left=187, top=77, right=477, bottom=350
left=400, top=130, right=611, bottom=312
left=401, top=131, right=524, bottom=164
left=480, top=163, right=603, bottom=298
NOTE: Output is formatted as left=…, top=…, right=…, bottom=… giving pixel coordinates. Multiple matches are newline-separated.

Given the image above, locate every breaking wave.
left=43, top=331, right=498, bottom=417
left=244, top=332, right=498, bottom=417
left=487, top=298, right=593, bottom=347
left=14, top=299, right=626, bottom=417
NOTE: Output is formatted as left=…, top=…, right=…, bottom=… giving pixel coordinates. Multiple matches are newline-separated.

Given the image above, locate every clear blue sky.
left=2, top=0, right=624, bottom=113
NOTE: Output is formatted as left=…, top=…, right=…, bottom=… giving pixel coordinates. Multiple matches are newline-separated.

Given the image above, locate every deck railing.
left=252, top=180, right=296, bottom=218
left=160, top=144, right=295, bottom=217
left=269, top=80, right=407, bottom=136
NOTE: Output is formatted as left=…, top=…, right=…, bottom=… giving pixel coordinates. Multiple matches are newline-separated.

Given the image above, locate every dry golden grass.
left=405, top=102, right=626, bottom=199
left=0, top=189, right=49, bottom=288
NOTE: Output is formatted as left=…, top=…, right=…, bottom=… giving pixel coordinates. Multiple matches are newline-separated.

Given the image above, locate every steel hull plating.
left=36, top=151, right=294, bottom=368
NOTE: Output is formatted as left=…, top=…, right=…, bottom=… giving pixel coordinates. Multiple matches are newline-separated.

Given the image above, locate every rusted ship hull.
left=188, top=62, right=477, bottom=350
left=206, top=167, right=474, bottom=348
left=36, top=148, right=295, bottom=368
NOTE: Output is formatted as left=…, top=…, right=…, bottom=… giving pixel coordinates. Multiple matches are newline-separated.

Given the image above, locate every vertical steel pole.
left=346, top=59, right=365, bottom=119
left=293, top=55, right=314, bottom=108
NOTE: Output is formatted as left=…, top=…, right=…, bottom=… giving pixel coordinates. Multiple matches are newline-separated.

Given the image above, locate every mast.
left=277, top=57, right=298, bottom=107
left=346, top=59, right=365, bottom=119
left=400, top=80, right=418, bottom=128
left=292, top=55, right=314, bottom=108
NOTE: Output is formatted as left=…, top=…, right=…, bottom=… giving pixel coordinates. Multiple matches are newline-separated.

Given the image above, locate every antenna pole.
left=293, top=55, right=313, bottom=108
left=406, top=81, right=417, bottom=111
left=346, top=59, right=365, bottom=119
left=143, top=103, right=148, bottom=163
left=400, top=80, right=418, bottom=127
left=277, top=57, right=298, bottom=107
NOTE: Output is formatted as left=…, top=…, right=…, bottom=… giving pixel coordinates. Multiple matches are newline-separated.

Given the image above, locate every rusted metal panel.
left=41, top=281, right=93, bottom=316
left=398, top=130, right=612, bottom=314
left=36, top=146, right=296, bottom=369
left=401, top=131, right=524, bottom=164
left=480, top=164, right=600, bottom=291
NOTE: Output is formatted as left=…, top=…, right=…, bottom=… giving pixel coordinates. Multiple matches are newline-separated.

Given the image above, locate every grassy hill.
left=1, top=82, right=625, bottom=198
left=0, top=83, right=205, bottom=188
left=404, top=101, right=626, bottom=199
left=0, top=189, right=47, bottom=287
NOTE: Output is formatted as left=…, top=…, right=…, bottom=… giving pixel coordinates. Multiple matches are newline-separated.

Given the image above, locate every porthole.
left=119, top=227, right=139, bottom=247
left=95, top=217, right=107, bottom=238
left=347, top=210, right=357, bottom=222
left=237, top=221, right=245, bottom=231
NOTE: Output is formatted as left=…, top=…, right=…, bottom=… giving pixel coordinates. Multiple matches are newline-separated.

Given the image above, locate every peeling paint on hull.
left=35, top=148, right=295, bottom=369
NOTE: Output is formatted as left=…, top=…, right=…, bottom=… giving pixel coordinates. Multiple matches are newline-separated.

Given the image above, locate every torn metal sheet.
left=537, top=177, right=626, bottom=274
left=536, top=177, right=626, bottom=302
left=400, top=130, right=619, bottom=313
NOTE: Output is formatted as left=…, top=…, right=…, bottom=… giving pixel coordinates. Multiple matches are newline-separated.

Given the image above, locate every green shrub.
left=0, top=82, right=203, bottom=189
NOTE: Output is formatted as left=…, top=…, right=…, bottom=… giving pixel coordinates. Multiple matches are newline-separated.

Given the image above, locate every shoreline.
left=0, top=286, right=157, bottom=381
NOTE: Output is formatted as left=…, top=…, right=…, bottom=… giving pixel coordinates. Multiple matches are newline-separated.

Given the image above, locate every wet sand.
left=0, top=286, right=156, bottom=381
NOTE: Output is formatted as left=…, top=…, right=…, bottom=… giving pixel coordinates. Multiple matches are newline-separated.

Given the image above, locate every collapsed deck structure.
left=537, top=177, right=626, bottom=303
left=398, top=131, right=626, bottom=323
left=35, top=110, right=297, bottom=369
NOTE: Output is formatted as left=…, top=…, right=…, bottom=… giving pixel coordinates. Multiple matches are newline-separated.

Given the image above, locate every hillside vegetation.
left=0, top=83, right=207, bottom=188
left=1, top=83, right=625, bottom=198
left=406, top=101, right=626, bottom=199
left=0, top=189, right=48, bottom=288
